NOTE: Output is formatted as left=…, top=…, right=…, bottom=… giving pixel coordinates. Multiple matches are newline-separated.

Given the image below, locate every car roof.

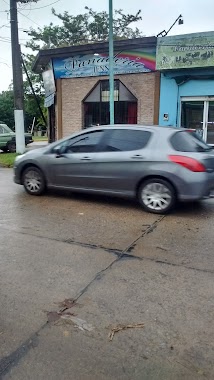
left=48, top=124, right=184, bottom=149
left=82, top=124, right=182, bottom=133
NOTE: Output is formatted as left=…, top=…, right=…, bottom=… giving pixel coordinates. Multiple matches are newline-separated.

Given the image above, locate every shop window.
left=83, top=80, right=137, bottom=128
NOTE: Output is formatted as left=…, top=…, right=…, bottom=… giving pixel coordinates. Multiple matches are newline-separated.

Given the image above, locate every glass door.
left=207, top=101, right=214, bottom=145
left=181, top=98, right=214, bottom=145
left=181, top=100, right=205, bottom=139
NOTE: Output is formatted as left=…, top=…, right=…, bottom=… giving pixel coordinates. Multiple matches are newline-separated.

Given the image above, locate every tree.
left=0, top=88, right=46, bottom=131
left=26, top=7, right=143, bottom=51
left=0, top=91, right=14, bottom=129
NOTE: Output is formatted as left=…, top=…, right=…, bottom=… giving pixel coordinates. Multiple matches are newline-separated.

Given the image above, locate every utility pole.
left=109, top=0, right=114, bottom=125
left=10, top=0, right=25, bottom=154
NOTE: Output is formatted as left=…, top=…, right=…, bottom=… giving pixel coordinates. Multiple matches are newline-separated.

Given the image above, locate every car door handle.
left=81, top=157, right=92, bottom=161
left=131, top=154, right=144, bottom=159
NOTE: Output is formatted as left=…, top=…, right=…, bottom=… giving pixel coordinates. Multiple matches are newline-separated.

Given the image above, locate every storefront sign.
left=156, top=32, right=214, bottom=70
left=42, top=63, right=55, bottom=107
left=53, top=48, right=156, bottom=79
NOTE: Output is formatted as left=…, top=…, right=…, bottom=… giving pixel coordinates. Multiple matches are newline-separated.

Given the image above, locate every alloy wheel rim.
left=141, top=183, right=172, bottom=211
left=24, top=170, right=42, bottom=193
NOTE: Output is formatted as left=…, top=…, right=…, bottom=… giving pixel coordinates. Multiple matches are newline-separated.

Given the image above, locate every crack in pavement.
left=1, top=214, right=211, bottom=378
left=0, top=217, right=164, bottom=378
left=0, top=324, right=47, bottom=379
left=0, top=225, right=123, bottom=257
left=0, top=216, right=165, bottom=258
left=120, top=254, right=214, bottom=274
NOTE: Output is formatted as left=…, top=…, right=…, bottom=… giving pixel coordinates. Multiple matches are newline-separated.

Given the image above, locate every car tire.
left=1, top=147, right=8, bottom=153
left=7, top=142, right=16, bottom=153
left=22, top=166, right=46, bottom=196
left=138, top=178, right=176, bottom=214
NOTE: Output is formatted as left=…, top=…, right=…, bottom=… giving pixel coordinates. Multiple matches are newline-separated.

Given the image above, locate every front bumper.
left=13, top=164, right=22, bottom=185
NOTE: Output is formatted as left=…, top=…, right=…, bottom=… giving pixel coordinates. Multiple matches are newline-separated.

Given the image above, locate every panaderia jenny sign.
left=156, top=31, right=214, bottom=70
left=52, top=48, right=156, bottom=79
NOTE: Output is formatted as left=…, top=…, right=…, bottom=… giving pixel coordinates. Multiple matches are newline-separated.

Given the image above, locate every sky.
left=0, top=0, right=214, bottom=92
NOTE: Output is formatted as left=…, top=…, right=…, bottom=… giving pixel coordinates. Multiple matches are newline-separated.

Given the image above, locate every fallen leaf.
left=108, top=323, right=144, bottom=341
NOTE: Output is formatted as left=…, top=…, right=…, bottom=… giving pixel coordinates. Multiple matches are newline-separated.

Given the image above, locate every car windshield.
left=170, top=131, right=213, bottom=152
left=0, top=124, right=12, bottom=133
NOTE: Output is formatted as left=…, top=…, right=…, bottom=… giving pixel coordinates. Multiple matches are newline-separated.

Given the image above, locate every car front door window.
left=65, top=130, right=104, bottom=153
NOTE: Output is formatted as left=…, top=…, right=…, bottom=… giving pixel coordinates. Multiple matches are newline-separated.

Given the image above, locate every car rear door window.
left=170, top=131, right=212, bottom=152
left=103, top=129, right=151, bottom=152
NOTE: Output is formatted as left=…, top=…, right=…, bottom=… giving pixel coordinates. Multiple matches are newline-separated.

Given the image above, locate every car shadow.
left=46, top=188, right=140, bottom=211
left=44, top=189, right=214, bottom=216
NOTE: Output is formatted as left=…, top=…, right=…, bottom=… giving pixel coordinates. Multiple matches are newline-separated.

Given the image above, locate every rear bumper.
left=25, top=137, right=33, bottom=145
left=177, top=174, right=214, bottom=201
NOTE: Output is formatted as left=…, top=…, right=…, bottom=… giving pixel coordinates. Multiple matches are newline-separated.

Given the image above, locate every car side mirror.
left=55, top=147, right=64, bottom=158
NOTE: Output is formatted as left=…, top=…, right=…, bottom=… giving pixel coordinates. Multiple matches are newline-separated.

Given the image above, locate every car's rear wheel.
left=138, top=179, right=176, bottom=214
left=7, top=142, right=16, bottom=153
left=22, top=166, right=46, bottom=196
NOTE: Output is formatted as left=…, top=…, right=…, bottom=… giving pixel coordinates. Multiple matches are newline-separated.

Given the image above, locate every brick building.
left=33, top=37, right=159, bottom=141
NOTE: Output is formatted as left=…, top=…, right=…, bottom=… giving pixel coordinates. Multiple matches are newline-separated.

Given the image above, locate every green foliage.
left=0, top=153, right=18, bottom=168
left=26, top=7, right=143, bottom=51
left=0, top=91, right=14, bottom=129
left=0, top=88, right=46, bottom=131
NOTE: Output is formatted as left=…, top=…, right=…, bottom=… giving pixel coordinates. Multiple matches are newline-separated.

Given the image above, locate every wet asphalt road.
left=0, top=168, right=214, bottom=380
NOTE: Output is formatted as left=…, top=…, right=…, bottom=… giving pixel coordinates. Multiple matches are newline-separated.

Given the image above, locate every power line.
left=0, top=35, right=30, bottom=42
left=18, top=2, right=32, bottom=17
left=18, top=0, right=61, bottom=11
left=17, top=10, right=41, bottom=27
left=0, top=61, right=12, bottom=68
left=0, top=38, right=11, bottom=43
left=0, top=22, right=10, bottom=30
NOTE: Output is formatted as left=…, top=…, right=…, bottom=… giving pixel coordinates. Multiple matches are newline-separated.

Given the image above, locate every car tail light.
left=169, top=155, right=206, bottom=172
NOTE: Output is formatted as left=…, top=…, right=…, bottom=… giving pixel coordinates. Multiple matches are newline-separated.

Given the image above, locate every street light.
left=157, top=14, right=184, bottom=37
left=109, top=0, right=114, bottom=124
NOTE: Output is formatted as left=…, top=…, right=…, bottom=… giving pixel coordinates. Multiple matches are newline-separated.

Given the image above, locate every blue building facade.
left=157, top=32, right=214, bottom=145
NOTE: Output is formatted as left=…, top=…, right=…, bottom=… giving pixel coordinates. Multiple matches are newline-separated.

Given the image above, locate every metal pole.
left=10, top=0, right=25, bottom=153
left=109, top=0, right=114, bottom=125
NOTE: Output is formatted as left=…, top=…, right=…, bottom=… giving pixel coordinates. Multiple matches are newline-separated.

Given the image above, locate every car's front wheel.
left=7, top=142, right=16, bottom=153
left=22, top=166, right=46, bottom=196
left=138, top=178, right=176, bottom=214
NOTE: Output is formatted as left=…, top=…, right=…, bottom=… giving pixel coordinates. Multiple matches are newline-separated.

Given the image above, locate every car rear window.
left=170, top=131, right=212, bottom=152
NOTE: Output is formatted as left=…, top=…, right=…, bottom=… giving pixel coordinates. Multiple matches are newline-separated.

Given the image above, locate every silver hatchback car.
left=14, top=125, right=214, bottom=214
